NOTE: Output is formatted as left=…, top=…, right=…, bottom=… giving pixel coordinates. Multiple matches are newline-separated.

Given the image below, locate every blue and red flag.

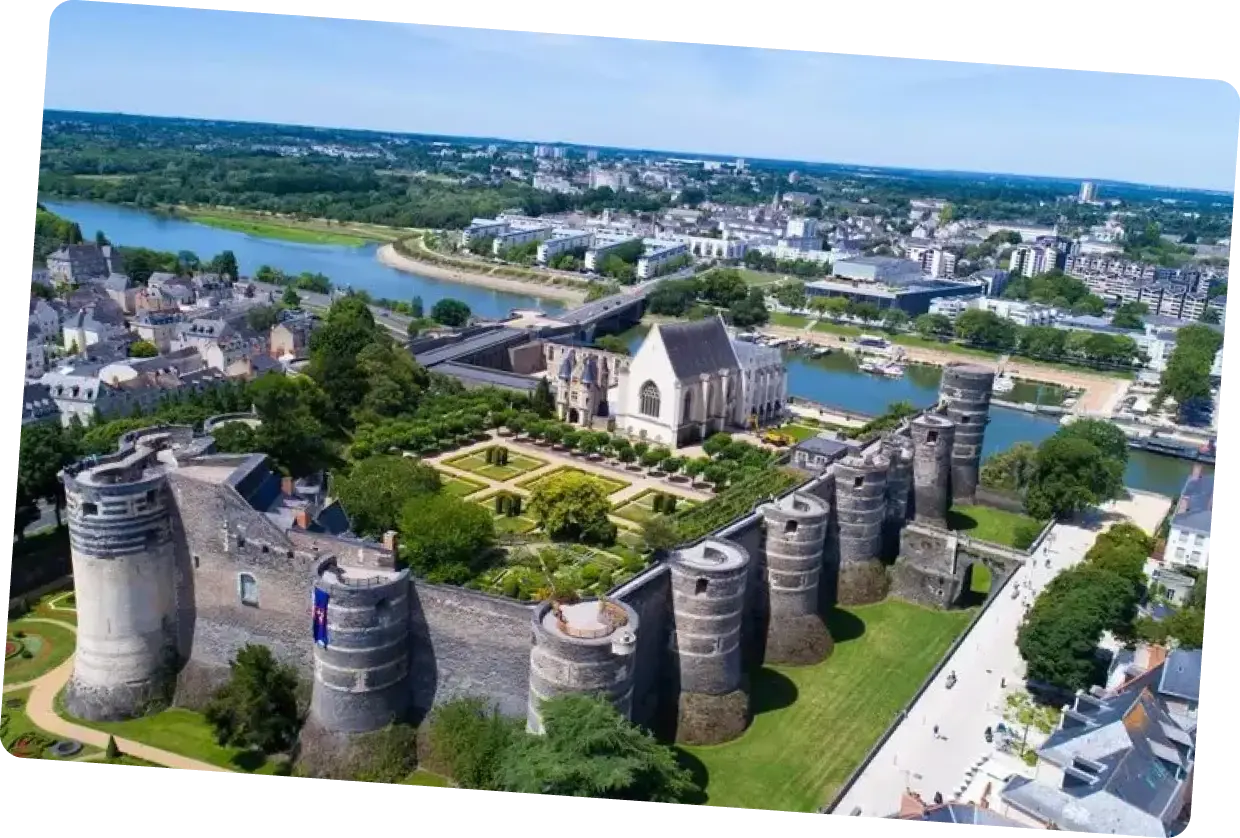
left=312, top=588, right=329, bottom=647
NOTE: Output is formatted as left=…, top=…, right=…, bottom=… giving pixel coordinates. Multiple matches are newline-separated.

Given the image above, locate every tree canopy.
left=528, top=471, right=617, bottom=545
left=398, top=493, right=497, bottom=584
left=204, top=644, right=301, bottom=754
left=333, top=455, right=442, bottom=538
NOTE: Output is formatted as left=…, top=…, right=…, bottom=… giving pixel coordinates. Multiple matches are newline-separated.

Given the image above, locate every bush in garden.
left=664, top=496, right=678, bottom=514
left=510, top=496, right=523, bottom=517
left=652, top=493, right=664, bottom=514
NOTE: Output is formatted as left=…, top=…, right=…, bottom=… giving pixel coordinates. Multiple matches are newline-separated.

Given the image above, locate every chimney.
left=294, top=509, right=310, bottom=530
left=281, top=476, right=295, bottom=497
left=383, top=530, right=399, bottom=554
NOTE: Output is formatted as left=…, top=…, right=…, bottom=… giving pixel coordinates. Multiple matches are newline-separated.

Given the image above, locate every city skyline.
left=44, top=2, right=1240, bottom=192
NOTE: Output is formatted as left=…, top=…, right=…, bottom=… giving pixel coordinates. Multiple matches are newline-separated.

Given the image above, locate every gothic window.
left=639, top=381, right=661, bottom=417
left=239, top=573, right=259, bottom=607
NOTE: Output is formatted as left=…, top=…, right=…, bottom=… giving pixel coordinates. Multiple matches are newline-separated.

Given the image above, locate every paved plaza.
left=833, top=490, right=1172, bottom=819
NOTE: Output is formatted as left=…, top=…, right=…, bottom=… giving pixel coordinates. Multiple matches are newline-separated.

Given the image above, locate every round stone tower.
left=527, top=598, right=639, bottom=734
left=309, top=561, right=413, bottom=734
left=834, top=451, right=891, bottom=605
left=881, top=433, right=915, bottom=558
left=670, top=538, right=751, bottom=745
left=939, top=363, right=995, bottom=505
left=758, top=492, right=832, bottom=666
left=61, top=447, right=180, bottom=721
left=911, top=413, right=955, bottom=528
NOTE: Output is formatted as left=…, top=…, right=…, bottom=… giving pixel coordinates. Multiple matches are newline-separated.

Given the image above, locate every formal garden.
left=443, top=446, right=547, bottom=482
left=515, top=465, right=630, bottom=497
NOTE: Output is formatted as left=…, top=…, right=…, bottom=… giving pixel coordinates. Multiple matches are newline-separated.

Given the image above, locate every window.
left=784, top=520, right=798, bottom=534
left=682, top=389, right=693, bottom=421
left=1175, top=547, right=1186, bottom=559
left=639, top=381, right=661, bottom=417
left=695, top=578, right=709, bottom=596
left=1194, top=533, right=1205, bottom=546
left=927, top=430, right=938, bottom=444
left=81, top=502, right=98, bottom=517
left=853, top=476, right=864, bottom=489
left=239, top=573, right=259, bottom=607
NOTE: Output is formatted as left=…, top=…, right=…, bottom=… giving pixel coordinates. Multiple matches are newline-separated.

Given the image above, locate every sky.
left=43, top=2, right=1240, bottom=192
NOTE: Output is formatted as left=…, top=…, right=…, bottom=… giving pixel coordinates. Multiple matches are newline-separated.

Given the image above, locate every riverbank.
left=167, top=204, right=415, bottom=245
left=377, top=242, right=587, bottom=304
left=760, top=324, right=1129, bottom=414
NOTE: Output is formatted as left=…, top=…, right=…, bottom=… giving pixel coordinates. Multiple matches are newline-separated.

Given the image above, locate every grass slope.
left=949, top=505, right=1041, bottom=549
left=186, top=212, right=374, bottom=246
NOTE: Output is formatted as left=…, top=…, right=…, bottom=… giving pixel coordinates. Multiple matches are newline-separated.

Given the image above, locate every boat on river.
left=859, top=359, right=905, bottom=378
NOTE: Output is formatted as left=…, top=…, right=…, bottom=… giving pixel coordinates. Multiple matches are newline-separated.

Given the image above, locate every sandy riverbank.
left=762, top=324, right=1128, bottom=414
left=377, top=243, right=587, bottom=304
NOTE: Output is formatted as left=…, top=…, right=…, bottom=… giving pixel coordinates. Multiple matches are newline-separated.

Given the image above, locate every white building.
left=584, top=235, right=642, bottom=272
left=928, top=295, right=1057, bottom=327
left=492, top=225, right=554, bottom=255
left=1079, top=180, right=1098, bottom=203
left=905, top=243, right=957, bottom=278
left=615, top=316, right=787, bottom=447
left=537, top=230, right=594, bottom=265
left=26, top=324, right=48, bottom=379
left=636, top=240, right=690, bottom=280
left=460, top=218, right=510, bottom=247
left=1009, top=243, right=1067, bottom=278
left=62, top=306, right=123, bottom=353
left=782, top=217, right=821, bottom=250
left=675, top=233, right=749, bottom=261
left=1166, top=467, right=1212, bottom=571
left=755, top=243, right=833, bottom=265
left=588, top=167, right=632, bottom=191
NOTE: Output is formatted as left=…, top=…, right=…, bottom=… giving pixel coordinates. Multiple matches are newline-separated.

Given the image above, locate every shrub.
left=664, top=496, right=678, bottom=514
left=651, top=493, right=664, bottom=514
left=423, top=697, right=520, bottom=790
left=501, top=575, right=521, bottom=599
left=580, top=564, right=602, bottom=586
left=105, top=735, right=120, bottom=760
left=494, top=494, right=506, bottom=514
left=350, top=724, right=419, bottom=784
left=1013, top=520, right=1044, bottom=551
left=485, top=447, right=495, bottom=465
left=510, top=496, right=523, bottom=517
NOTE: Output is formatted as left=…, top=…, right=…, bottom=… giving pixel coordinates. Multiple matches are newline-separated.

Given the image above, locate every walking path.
left=424, top=434, right=714, bottom=511
left=5, top=614, right=228, bottom=772
left=834, top=492, right=1172, bottom=818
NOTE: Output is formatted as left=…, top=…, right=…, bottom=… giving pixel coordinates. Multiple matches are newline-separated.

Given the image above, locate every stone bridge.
left=889, top=522, right=1027, bottom=609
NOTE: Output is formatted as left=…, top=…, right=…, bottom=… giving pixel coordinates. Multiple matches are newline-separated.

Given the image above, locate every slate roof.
left=656, top=316, right=739, bottom=380
left=1000, top=663, right=1194, bottom=837
left=793, top=436, right=855, bottom=460
left=1170, top=473, right=1213, bottom=536
left=1157, top=649, right=1201, bottom=704
left=896, top=803, right=1028, bottom=828
left=21, top=383, right=60, bottom=424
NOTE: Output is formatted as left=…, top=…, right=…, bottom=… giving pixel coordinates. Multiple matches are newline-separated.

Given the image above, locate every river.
left=43, top=200, right=1201, bottom=497
left=40, top=199, right=567, bottom=320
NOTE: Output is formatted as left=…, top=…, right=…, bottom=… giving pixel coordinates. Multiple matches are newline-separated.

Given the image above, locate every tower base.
left=836, top=562, right=890, bottom=606
left=675, top=684, right=750, bottom=746
left=63, top=675, right=172, bottom=722
left=296, top=718, right=417, bottom=782
left=764, top=614, right=833, bottom=667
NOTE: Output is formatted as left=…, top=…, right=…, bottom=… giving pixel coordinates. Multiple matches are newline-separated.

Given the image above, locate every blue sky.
left=44, top=1, right=1240, bottom=191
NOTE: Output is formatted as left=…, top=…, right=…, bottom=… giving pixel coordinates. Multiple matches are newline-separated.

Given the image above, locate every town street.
left=833, top=491, right=1172, bottom=818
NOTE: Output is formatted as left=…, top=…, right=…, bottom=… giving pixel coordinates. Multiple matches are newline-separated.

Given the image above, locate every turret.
left=759, top=492, right=832, bottom=665
left=939, top=363, right=995, bottom=505
left=834, top=451, right=891, bottom=604
left=669, top=538, right=751, bottom=744
left=911, top=413, right=955, bottom=528
left=527, top=598, right=639, bottom=733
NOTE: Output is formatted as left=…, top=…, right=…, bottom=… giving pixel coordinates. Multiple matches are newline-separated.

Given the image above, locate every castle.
left=59, top=361, right=1027, bottom=763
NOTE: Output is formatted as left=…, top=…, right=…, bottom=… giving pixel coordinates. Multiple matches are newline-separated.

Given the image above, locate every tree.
left=595, top=335, right=631, bottom=356
left=955, top=309, right=1017, bottom=351
left=104, top=735, right=120, bottom=760
left=1024, top=434, right=1124, bottom=521
left=211, top=422, right=259, bottom=454
left=245, top=305, right=281, bottom=332
left=701, top=269, right=748, bottom=308
left=528, top=471, right=617, bottom=545
left=531, top=378, right=556, bottom=418
left=212, top=250, right=239, bottom=282
left=95, top=230, right=110, bottom=247
left=848, top=301, right=881, bottom=324
left=307, top=296, right=383, bottom=425
left=773, top=281, right=808, bottom=311
left=1057, top=418, right=1130, bottom=467
left=247, top=374, right=338, bottom=477
left=642, top=515, right=680, bottom=553
left=881, top=308, right=910, bottom=332
left=498, top=694, right=698, bottom=803
left=127, top=339, right=158, bottom=358
left=1111, top=301, right=1148, bottom=330
left=914, top=313, right=955, bottom=339
left=399, top=494, right=496, bottom=584
left=18, top=422, right=75, bottom=526
left=980, top=442, right=1039, bottom=493
left=204, top=644, right=300, bottom=754
left=1157, top=324, right=1223, bottom=421
left=424, top=697, right=520, bottom=791
left=333, top=456, right=442, bottom=538
left=281, top=286, right=302, bottom=309
left=729, top=288, right=769, bottom=329
left=431, top=298, right=472, bottom=327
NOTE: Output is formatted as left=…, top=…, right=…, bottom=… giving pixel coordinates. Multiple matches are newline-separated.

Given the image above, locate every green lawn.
left=684, top=601, right=974, bottom=812
left=444, top=449, right=547, bottom=482
left=65, top=704, right=282, bottom=774
left=970, top=563, right=993, bottom=595
left=474, top=495, right=541, bottom=536
left=186, top=212, right=374, bottom=246
left=611, top=489, right=698, bottom=525
left=403, top=769, right=453, bottom=787
left=892, top=334, right=999, bottom=359
left=771, top=313, right=810, bottom=329
left=811, top=320, right=864, bottom=338
left=776, top=423, right=822, bottom=443
left=516, top=466, right=629, bottom=497
left=948, top=505, right=1042, bottom=549
left=5, top=619, right=76, bottom=685
left=3, top=688, right=99, bottom=759
left=439, top=473, right=488, bottom=498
